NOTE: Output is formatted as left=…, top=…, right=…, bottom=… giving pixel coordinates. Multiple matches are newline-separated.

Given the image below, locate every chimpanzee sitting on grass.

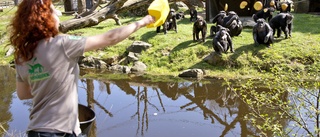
left=213, top=25, right=233, bottom=55
left=253, top=18, right=274, bottom=47
left=222, top=11, right=243, bottom=37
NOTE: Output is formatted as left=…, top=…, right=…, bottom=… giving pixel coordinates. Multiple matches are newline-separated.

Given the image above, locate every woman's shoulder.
left=55, top=34, right=85, bottom=40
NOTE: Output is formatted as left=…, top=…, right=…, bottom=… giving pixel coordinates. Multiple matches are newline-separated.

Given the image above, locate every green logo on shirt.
left=28, top=58, right=50, bottom=82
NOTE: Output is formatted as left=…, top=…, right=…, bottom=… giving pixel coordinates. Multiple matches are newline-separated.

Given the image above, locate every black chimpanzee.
left=222, top=11, right=243, bottom=37
left=253, top=18, right=274, bottom=47
left=269, top=13, right=293, bottom=39
left=278, top=0, right=293, bottom=13
left=210, top=10, right=227, bottom=36
left=213, top=25, right=233, bottom=55
left=189, top=8, right=198, bottom=22
left=156, top=8, right=177, bottom=34
left=193, top=16, right=207, bottom=42
left=176, top=11, right=185, bottom=20
left=252, top=7, right=275, bottom=22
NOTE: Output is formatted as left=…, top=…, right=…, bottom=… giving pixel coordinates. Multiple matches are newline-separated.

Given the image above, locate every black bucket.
left=78, top=104, right=96, bottom=137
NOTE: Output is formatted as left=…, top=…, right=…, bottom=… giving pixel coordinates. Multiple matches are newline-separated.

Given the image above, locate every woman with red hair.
left=8, top=0, right=154, bottom=136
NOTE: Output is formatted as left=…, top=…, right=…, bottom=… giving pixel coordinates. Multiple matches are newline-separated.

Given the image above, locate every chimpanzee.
left=278, top=0, right=293, bottom=13
left=193, top=16, right=207, bottom=42
left=213, top=25, right=234, bottom=55
left=269, top=13, right=293, bottom=39
left=156, top=8, right=177, bottom=34
left=189, top=8, right=198, bottom=22
left=266, top=0, right=277, bottom=9
left=210, top=10, right=227, bottom=36
left=176, top=11, right=185, bottom=20
left=252, top=7, right=275, bottom=22
left=253, top=18, right=274, bottom=47
left=222, top=11, right=243, bottom=37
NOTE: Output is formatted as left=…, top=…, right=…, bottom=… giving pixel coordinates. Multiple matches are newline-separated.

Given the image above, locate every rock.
left=126, top=41, right=152, bottom=53
left=108, top=64, right=131, bottom=73
left=131, top=61, right=147, bottom=73
left=178, top=69, right=205, bottom=78
left=5, top=46, right=15, bottom=57
left=96, top=60, right=107, bottom=69
left=127, top=52, right=140, bottom=63
left=203, top=52, right=227, bottom=66
left=102, top=56, right=119, bottom=65
left=79, top=56, right=107, bottom=69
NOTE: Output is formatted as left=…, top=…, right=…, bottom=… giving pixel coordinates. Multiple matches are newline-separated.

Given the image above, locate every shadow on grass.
left=187, top=42, right=269, bottom=71
left=140, top=31, right=158, bottom=42
left=171, top=40, right=196, bottom=52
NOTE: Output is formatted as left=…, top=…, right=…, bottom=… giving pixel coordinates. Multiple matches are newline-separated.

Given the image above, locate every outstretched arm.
left=84, top=15, right=155, bottom=52
left=16, top=81, right=32, bottom=100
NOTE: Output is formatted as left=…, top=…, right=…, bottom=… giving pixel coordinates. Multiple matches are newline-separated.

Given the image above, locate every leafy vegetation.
left=226, top=67, right=320, bottom=136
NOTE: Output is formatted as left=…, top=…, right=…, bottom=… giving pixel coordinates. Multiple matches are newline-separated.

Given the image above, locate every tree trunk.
left=60, top=0, right=150, bottom=33
left=77, top=0, right=86, bottom=14
left=59, top=0, right=203, bottom=33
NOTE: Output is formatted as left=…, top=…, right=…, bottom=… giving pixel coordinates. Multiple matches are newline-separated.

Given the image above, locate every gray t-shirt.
left=15, top=34, right=86, bottom=135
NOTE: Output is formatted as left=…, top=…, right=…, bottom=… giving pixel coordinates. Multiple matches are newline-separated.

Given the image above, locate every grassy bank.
left=0, top=7, right=319, bottom=80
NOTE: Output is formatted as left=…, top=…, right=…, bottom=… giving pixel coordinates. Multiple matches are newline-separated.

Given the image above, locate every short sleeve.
left=16, top=72, right=23, bottom=82
left=15, top=64, right=25, bottom=82
left=61, top=35, right=86, bottom=59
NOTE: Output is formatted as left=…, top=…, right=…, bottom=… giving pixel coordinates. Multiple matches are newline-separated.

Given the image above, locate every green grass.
left=1, top=7, right=319, bottom=79
left=0, top=6, right=16, bottom=64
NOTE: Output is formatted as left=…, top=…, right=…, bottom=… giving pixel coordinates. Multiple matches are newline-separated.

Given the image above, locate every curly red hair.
left=8, top=0, right=59, bottom=64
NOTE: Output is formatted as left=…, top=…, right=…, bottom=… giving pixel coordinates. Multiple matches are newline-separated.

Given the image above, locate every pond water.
left=0, top=66, right=293, bottom=137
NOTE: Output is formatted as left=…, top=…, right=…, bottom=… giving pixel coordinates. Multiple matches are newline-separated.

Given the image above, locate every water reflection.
left=76, top=73, right=267, bottom=137
left=0, top=66, right=16, bottom=136
left=2, top=67, right=290, bottom=137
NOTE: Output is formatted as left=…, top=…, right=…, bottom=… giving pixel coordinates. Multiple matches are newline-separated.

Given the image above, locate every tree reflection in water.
left=3, top=67, right=317, bottom=136
left=78, top=75, right=283, bottom=137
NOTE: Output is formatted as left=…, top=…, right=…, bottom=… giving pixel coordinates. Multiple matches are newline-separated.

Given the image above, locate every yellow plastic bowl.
left=254, top=1, right=263, bottom=11
left=146, top=0, right=170, bottom=28
left=281, top=3, right=288, bottom=11
left=270, top=0, right=275, bottom=6
left=240, top=1, right=248, bottom=9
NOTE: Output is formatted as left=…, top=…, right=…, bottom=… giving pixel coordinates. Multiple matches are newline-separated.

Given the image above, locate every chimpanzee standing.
left=253, top=18, right=274, bottom=47
left=213, top=25, right=234, bottom=55
left=278, top=0, right=293, bottom=13
left=269, top=13, right=293, bottom=39
left=190, top=8, right=198, bottom=22
left=252, top=7, right=275, bottom=22
left=156, top=8, right=177, bottom=34
left=176, top=11, right=185, bottom=20
left=193, top=16, right=207, bottom=42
